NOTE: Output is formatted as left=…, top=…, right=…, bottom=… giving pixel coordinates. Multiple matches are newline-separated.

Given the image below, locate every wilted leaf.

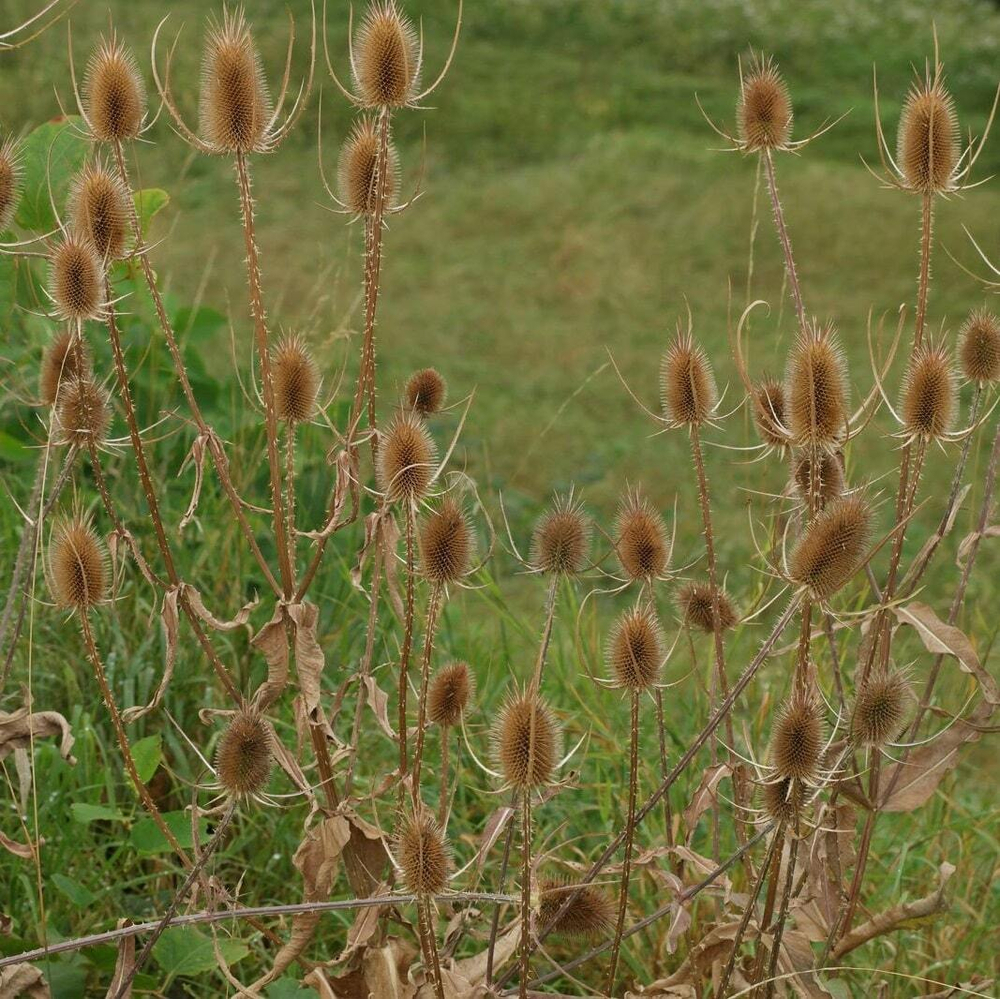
left=0, top=829, right=35, bottom=859
left=682, top=763, right=730, bottom=839
left=363, top=675, right=396, bottom=740
left=104, top=920, right=135, bottom=999
left=0, top=962, right=51, bottom=997
left=0, top=700, right=75, bottom=763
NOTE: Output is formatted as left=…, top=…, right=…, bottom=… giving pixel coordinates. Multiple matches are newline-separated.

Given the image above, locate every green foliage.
left=14, top=117, right=88, bottom=232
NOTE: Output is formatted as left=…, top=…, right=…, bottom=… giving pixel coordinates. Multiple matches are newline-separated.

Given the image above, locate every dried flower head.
left=660, top=329, right=716, bottom=425
left=897, top=69, right=959, bottom=194
left=405, top=367, right=446, bottom=415
left=55, top=377, right=110, bottom=447
left=614, top=488, right=669, bottom=581
left=770, top=696, right=823, bottom=782
left=378, top=410, right=437, bottom=502
left=496, top=692, right=560, bottom=789
left=737, top=54, right=793, bottom=152
left=50, top=237, right=105, bottom=321
left=676, top=580, right=738, bottom=633
left=901, top=343, right=956, bottom=441
left=0, top=137, right=22, bottom=232
left=215, top=709, right=273, bottom=798
left=762, top=776, right=803, bottom=823
left=48, top=516, right=108, bottom=609
left=851, top=669, right=910, bottom=747
left=787, top=322, right=848, bottom=449
left=538, top=880, right=615, bottom=939
left=84, top=33, right=147, bottom=142
left=419, top=496, right=471, bottom=584
left=788, top=494, right=872, bottom=599
left=396, top=810, right=450, bottom=895
left=530, top=496, right=591, bottom=576
left=607, top=604, right=663, bottom=690
left=752, top=376, right=789, bottom=449
left=792, top=449, right=845, bottom=509
left=428, top=661, right=473, bottom=728
left=959, top=308, right=1000, bottom=385
left=199, top=7, right=272, bottom=153
left=70, top=162, right=129, bottom=261
left=337, top=115, right=399, bottom=215
left=40, top=332, right=90, bottom=406
left=353, top=1, right=420, bottom=108
left=273, top=333, right=320, bottom=423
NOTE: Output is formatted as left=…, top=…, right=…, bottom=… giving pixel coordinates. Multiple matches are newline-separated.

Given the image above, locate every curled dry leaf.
left=363, top=674, right=397, bottom=740
left=251, top=600, right=326, bottom=712
left=178, top=431, right=209, bottom=532
left=121, top=586, right=181, bottom=725
left=104, top=920, right=135, bottom=999
left=0, top=963, right=50, bottom=997
left=682, top=762, right=731, bottom=841
left=321, top=937, right=416, bottom=999
left=956, top=524, right=1000, bottom=566
left=351, top=510, right=404, bottom=619
left=0, top=829, right=36, bottom=860
left=0, top=698, right=75, bottom=763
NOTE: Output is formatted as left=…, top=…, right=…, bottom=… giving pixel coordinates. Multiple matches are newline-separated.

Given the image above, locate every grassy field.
left=1, top=0, right=1000, bottom=995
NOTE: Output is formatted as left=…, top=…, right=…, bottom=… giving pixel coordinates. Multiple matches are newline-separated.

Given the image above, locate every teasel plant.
left=427, top=660, right=473, bottom=824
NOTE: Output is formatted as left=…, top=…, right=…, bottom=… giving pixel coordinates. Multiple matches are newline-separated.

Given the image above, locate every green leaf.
left=130, top=734, right=162, bottom=784
left=152, top=927, right=249, bottom=978
left=267, top=980, right=308, bottom=998
left=70, top=802, right=125, bottom=825
left=51, top=873, right=97, bottom=907
left=0, top=430, right=31, bottom=463
left=133, top=188, right=170, bottom=238
left=15, top=117, right=89, bottom=232
left=130, top=811, right=209, bottom=855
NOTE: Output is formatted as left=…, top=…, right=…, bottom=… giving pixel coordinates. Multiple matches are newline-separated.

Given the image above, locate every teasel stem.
left=793, top=598, right=813, bottom=698
left=110, top=140, right=280, bottom=596
left=643, top=579, right=675, bottom=846
left=234, top=150, right=294, bottom=599
left=517, top=786, right=532, bottom=999
left=438, top=725, right=450, bottom=827
left=285, top=423, right=297, bottom=572
left=399, top=503, right=417, bottom=779
left=112, top=801, right=237, bottom=999
left=530, top=574, right=560, bottom=694
left=410, top=581, right=444, bottom=797
left=749, top=820, right=786, bottom=988
left=763, top=148, right=806, bottom=333
left=415, top=894, right=446, bottom=999
left=485, top=789, right=519, bottom=986
left=605, top=688, right=640, bottom=994
left=914, top=193, right=933, bottom=351
left=761, top=818, right=800, bottom=999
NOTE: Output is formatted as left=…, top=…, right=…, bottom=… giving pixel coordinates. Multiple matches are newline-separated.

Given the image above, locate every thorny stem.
left=763, top=148, right=806, bottom=334
left=762, top=820, right=800, bottom=999
left=914, top=193, right=933, bottom=351
left=285, top=423, right=297, bottom=573
left=438, top=726, right=450, bottom=827
left=530, top=574, right=560, bottom=694
left=399, top=504, right=417, bottom=779
left=411, top=581, right=443, bottom=797
left=416, top=895, right=446, bottom=999
left=485, top=790, right=519, bottom=986
left=518, top=787, right=532, bottom=999
left=751, top=820, right=786, bottom=988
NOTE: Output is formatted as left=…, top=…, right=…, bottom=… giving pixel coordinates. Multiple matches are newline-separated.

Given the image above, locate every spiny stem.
left=411, top=582, right=443, bottom=797
left=399, top=504, right=417, bottom=779
left=529, top=574, right=559, bottom=694
left=438, top=727, right=450, bottom=828
left=763, top=148, right=806, bottom=333
left=761, top=821, right=799, bottom=999
left=914, top=193, right=933, bottom=351
left=416, top=895, right=446, bottom=999
left=485, top=791, right=518, bottom=986
left=518, top=787, right=532, bottom=999
left=285, top=423, right=297, bottom=573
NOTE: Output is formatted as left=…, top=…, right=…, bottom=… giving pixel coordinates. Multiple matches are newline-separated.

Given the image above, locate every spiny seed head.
left=752, top=377, right=789, bottom=449
left=897, top=72, right=959, bottom=194
left=787, top=322, right=848, bottom=449
left=419, top=496, right=472, bottom=584
left=615, top=488, right=669, bottom=581
left=607, top=603, right=663, bottom=690
left=70, top=162, right=129, bottom=261
left=851, top=669, right=910, bottom=747
left=55, top=377, right=111, bottom=447
left=660, top=330, right=716, bottom=425
left=959, top=308, right=1000, bottom=384
left=200, top=7, right=272, bottom=153
left=427, top=661, right=474, bottom=727
left=901, top=344, right=955, bottom=440
left=770, top=696, right=823, bottom=781
left=40, top=332, right=90, bottom=406
left=378, top=410, right=437, bottom=502
left=338, top=115, right=399, bottom=215
left=737, top=54, right=792, bottom=151
left=792, top=449, right=845, bottom=510
left=84, top=33, right=146, bottom=142
left=48, top=516, right=108, bottom=609
left=530, top=496, right=591, bottom=576
left=405, top=367, right=446, bottom=415
left=353, top=1, right=420, bottom=108
left=762, top=776, right=803, bottom=823
left=538, top=880, right=615, bottom=939
left=215, top=709, right=273, bottom=798
left=789, top=494, right=872, bottom=599
left=496, top=692, right=560, bottom=789
left=50, top=237, right=104, bottom=321
left=676, top=580, right=738, bottom=634
left=273, top=334, right=320, bottom=423
left=396, top=811, right=450, bottom=895
left=0, top=137, right=22, bottom=232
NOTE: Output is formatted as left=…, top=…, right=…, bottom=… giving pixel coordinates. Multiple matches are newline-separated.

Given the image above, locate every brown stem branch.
left=763, top=148, right=806, bottom=333
left=411, top=582, right=443, bottom=797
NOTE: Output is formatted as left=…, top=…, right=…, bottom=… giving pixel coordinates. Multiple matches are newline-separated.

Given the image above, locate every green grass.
left=1, top=0, right=999, bottom=995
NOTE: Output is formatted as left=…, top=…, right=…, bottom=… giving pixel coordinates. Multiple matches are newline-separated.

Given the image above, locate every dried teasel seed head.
left=788, top=494, right=872, bottom=599
left=752, top=376, right=789, bottom=449
left=48, top=516, right=108, bottom=609
left=676, top=580, right=737, bottom=634
left=199, top=7, right=272, bottom=153
left=607, top=603, right=663, bottom=690
left=273, top=334, right=320, bottom=423
left=787, top=322, right=848, bottom=449
left=770, top=696, right=823, bottom=782
left=661, top=330, right=716, bottom=425
left=396, top=810, right=451, bottom=896
left=378, top=410, right=437, bottom=502
left=55, top=377, right=111, bottom=447
left=0, top=137, right=22, bottom=232
left=614, top=488, right=669, bottom=581
left=851, top=669, right=910, bottom=747
left=762, top=776, right=804, bottom=823
left=50, top=237, right=105, bottom=321
left=901, top=343, right=956, bottom=440
left=70, top=162, right=129, bottom=261
left=338, top=115, right=399, bottom=215
left=427, top=661, right=474, bottom=728
left=897, top=70, right=959, bottom=194
left=216, top=709, right=273, bottom=798
left=496, top=691, right=560, bottom=789
left=40, top=332, right=90, bottom=406
left=405, top=367, right=446, bottom=415
left=353, top=0, right=420, bottom=108
left=792, top=449, right=845, bottom=510
left=959, top=308, right=1000, bottom=385
left=85, top=34, right=146, bottom=142
left=538, top=879, right=615, bottom=939
left=737, top=54, right=792, bottom=152
left=530, top=496, right=591, bottom=576
left=419, top=496, right=472, bottom=584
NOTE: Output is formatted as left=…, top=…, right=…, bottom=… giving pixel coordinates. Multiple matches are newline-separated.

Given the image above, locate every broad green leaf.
left=0, top=430, right=31, bottom=463
left=133, top=188, right=170, bottom=238
left=130, top=811, right=209, bottom=854
left=129, top=734, right=162, bottom=784
left=267, top=980, right=308, bottom=997
left=70, top=802, right=125, bottom=825
left=51, top=873, right=97, bottom=907
left=152, top=927, right=249, bottom=978
left=15, top=117, right=88, bottom=232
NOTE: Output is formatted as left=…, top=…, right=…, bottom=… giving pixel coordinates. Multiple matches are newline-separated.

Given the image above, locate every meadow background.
left=1, top=0, right=999, bottom=994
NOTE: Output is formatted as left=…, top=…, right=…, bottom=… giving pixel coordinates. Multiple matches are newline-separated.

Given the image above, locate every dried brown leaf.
left=0, top=699, right=74, bottom=763
left=104, top=920, right=135, bottom=999
left=0, top=963, right=50, bottom=997
left=682, top=762, right=731, bottom=840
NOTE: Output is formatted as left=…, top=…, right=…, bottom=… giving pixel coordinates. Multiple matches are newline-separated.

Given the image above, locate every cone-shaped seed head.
left=70, top=162, right=129, bottom=261
left=789, top=494, right=872, bottom=599
left=762, top=775, right=803, bottom=823
left=737, top=54, right=792, bottom=151
left=959, top=308, right=1000, bottom=384
left=851, top=669, right=910, bottom=747
left=84, top=34, right=146, bottom=142
left=216, top=709, right=273, bottom=798
left=752, top=377, right=789, bottom=449
left=538, top=879, right=615, bottom=939
left=770, top=696, right=823, bottom=781
left=0, top=137, right=22, bottom=232
left=56, top=377, right=110, bottom=447
left=901, top=344, right=955, bottom=440
left=273, top=334, right=320, bottom=423
left=530, top=496, right=590, bottom=576
left=405, top=367, right=446, bottom=415
left=427, top=661, right=473, bottom=728
left=49, top=516, right=108, bottom=609
left=419, top=496, right=471, bottom=584
left=615, top=488, right=669, bottom=581
left=787, top=322, right=848, bottom=449
left=496, top=692, right=559, bottom=789
left=897, top=72, right=959, bottom=193
left=677, top=580, right=737, bottom=634
left=396, top=810, right=450, bottom=895
left=50, top=237, right=104, bottom=321
left=338, top=115, right=399, bottom=215
left=353, top=0, right=420, bottom=108
left=40, top=332, right=90, bottom=406
left=608, top=603, right=663, bottom=690
left=792, top=449, right=845, bottom=510
left=661, top=331, right=716, bottom=425
left=378, top=410, right=437, bottom=502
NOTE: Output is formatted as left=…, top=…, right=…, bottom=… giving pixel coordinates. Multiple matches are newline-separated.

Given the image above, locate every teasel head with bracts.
left=378, top=409, right=437, bottom=504
left=787, top=494, right=872, bottom=600
left=69, top=161, right=130, bottom=262
left=48, top=514, right=109, bottom=611
left=494, top=690, right=561, bottom=791
left=0, top=136, right=23, bottom=233
left=786, top=320, right=849, bottom=452
left=395, top=806, right=452, bottom=896
left=78, top=31, right=148, bottom=143
left=614, top=486, right=670, bottom=583
left=216, top=709, right=274, bottom=801
left=959, top=308, right=1000, bottom=386
left=530, top=493, right=591, bottom=577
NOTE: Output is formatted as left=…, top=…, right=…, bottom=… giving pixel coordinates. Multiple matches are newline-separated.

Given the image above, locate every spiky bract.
left=353, top=1, right=420, bottom=108
left=48, top=516, right=108, bottom=609
left=959, top=308, right=1000, bottom=384
left=419, top=496, right=471, bottom=584
left=530, top=496, right=590, bottom=576
left=770, top=696, right=823, bottom=782
left=538, top=880, right=615, bottom=939
left=216, top=709, right=273, bottom=798
left=787, top=322, right=848, bottom=449
left=737, top=54, right=793, bottom=151
left=378, top=410, right=437, bottom=502
left=496, top=692, right=559, bottom=789
left=607, top=604, right=663, bottom=690
left=70, top=162, right=129, bottom=261
left=396, top=810, right=451, bottom=895
left=338, top=115, right=399, bottom=215
left=901, top=344, right=955, bottom=440
left=661, top=331, right=716, bottom=425
left=788, top=495, right=872, bottom=599
left=897, top=72, right=959, bottom=194
left=614, top=488, right=669, bottom=581
left=405, top=367, right=446, bottom=415
left=55, top=378, right=110, bottom=448
left=851, top=669, right=910, bottom=747
left=273, top=334, right=320, bottom=423
left=677, top=580, right=737, bottom=633
left=50, top=238, right=104, bottom=321
left=427, top=661, right=473, bottom=728
left=84, top=34, right=146, bottom=142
